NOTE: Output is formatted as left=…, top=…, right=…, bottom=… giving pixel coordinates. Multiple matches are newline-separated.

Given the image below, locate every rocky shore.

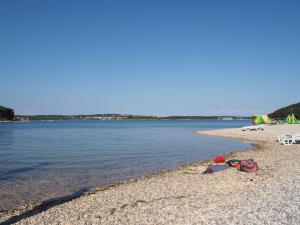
left=1, top=124, right=300, bottom=225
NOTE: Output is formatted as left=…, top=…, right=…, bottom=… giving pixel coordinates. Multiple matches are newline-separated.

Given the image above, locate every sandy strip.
left=1, top=124, right=300, bottom=225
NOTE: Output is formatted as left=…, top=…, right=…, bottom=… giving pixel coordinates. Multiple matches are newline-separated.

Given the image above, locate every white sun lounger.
left=242, top=125, right=264, bottom=131
left=277, top=134, right=294, bottom=145
left=293, top=133, right=300, bottom=143
left=277, top=134, right=292, bottom=143
left=277, top=133, right=300, bottom=145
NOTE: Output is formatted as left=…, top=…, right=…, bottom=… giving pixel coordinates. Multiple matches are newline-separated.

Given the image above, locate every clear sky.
left=0, top=0, right=299, bottom=116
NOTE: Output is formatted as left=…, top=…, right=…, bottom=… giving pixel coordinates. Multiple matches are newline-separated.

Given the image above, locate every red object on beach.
left=214, top=155, right=225, bottom=163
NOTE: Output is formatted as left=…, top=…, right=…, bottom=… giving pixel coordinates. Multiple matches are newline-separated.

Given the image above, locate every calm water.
left=0, top=120, right=251, bottom=211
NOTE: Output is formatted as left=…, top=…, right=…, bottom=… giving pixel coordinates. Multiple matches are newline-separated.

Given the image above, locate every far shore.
left=1, top=124, right=300, bottom=224
left=1, top=118, right=252, bottom=122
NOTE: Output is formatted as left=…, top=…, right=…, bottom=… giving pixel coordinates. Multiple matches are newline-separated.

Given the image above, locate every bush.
left=0, top=105, right=14, bottom=120
left=268, top=102, right=300, bottom=119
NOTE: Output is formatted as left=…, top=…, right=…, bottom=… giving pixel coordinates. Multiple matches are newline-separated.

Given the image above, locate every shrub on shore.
left=0, top=105, right=14, bottom=121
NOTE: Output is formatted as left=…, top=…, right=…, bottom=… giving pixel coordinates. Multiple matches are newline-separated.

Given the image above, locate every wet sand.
left=1, top=124, right=300, bottom=225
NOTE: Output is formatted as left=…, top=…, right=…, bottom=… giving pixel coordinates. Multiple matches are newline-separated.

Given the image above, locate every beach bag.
left=239, top=159, right=258, bottom=172
left=226, top=159, right=240, bottom=168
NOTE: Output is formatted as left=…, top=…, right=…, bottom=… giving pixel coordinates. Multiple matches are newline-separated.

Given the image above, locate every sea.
left=0, top=120, right=252, bottom=212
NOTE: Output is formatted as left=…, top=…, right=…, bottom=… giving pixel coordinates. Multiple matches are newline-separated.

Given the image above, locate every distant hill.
left=0, top=105, right=14, bottom=121
left=269, top=102, right=300, bottom=119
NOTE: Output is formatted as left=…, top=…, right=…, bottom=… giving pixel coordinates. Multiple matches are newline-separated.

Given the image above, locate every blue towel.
left=203, top=165, right=231, bottom=174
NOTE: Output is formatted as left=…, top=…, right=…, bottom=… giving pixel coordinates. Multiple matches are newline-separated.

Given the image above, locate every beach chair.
left=242, top=125, right=264, bottom=131
left=292, top=133, right=300, bottom=144
left=277, top=134, right=291, bottom=143
left=277, top=134, right=294, bottom=145
left=241, top=126, right=250, bottom=131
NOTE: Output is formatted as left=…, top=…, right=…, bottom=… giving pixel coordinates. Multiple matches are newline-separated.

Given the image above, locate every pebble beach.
left=1, top=124, right=300, bottom=225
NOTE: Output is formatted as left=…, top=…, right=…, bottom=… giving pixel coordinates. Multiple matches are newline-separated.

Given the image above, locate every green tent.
left=286, top=114, right=299, bottom=124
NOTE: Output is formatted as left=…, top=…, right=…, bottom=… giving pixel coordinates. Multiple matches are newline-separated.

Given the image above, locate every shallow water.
left=0, top=120, right=251, bottom=211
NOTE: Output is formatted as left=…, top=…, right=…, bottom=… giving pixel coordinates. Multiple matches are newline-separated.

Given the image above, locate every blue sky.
left=0, top=0, right=299, bottom=116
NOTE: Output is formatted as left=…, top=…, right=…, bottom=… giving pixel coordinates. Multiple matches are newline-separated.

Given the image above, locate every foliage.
left=0, top=105, right=14, bottom=121
left=268, top=102, right=300, bottom=119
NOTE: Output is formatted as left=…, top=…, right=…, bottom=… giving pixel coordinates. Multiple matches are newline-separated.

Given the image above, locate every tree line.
left=0, top=105, right=14, bottom=121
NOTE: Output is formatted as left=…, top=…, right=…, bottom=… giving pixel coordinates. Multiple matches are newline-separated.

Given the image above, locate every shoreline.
left=0, top=124, right=252, bottom=217
left=0, top=140, right=254, bottom=222
left=1, top=124, right=300, bottom=224
left=0, top=135, right=254, bottom=222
